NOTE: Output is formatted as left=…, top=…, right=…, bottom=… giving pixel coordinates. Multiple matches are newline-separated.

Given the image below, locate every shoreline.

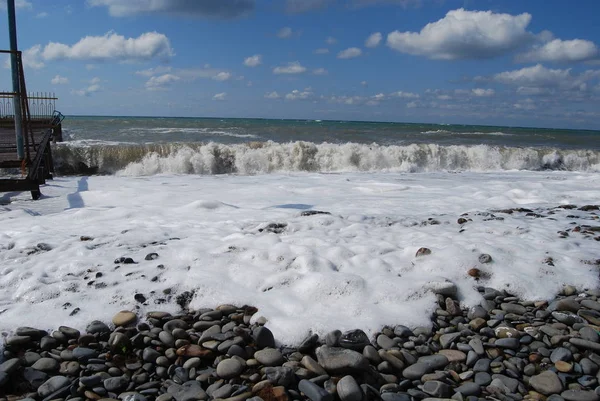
left=2, top=285, right=600, bottom=400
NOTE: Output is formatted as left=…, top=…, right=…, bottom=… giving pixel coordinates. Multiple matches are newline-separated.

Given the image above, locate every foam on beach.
left=0, top=171, right=599, bottom=345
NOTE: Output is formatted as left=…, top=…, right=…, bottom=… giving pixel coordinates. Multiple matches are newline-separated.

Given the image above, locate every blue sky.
left=1, top=0, right=600, bottom=129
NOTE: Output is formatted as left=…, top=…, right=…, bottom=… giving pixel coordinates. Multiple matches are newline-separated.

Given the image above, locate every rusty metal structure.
left=0, top=0, right=64, bottom=200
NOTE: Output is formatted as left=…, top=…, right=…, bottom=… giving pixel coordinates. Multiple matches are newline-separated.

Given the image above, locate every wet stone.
left=339, top=329, right=371, bottom=352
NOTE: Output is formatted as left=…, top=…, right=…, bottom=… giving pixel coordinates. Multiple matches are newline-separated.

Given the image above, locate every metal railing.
left=0, top=92, right=57, bottom=119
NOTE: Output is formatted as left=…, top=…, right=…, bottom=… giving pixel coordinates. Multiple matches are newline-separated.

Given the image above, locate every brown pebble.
left=555, top=361, right=573, bottom=372
left=176, top=344, right=213, bottom=358
left=529, top=353, right=542, bottom=363
left=468, top=268, right=480, bottom=278
left=416, top=247, right=432, bottom=257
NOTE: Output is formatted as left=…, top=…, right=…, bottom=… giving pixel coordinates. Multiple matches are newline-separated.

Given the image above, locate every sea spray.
left=51, top=141, right=600, bottom=176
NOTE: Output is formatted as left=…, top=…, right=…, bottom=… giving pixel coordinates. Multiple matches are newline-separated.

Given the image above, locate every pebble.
left=530, top=371, right=564, bottom=395
left=216, top=358, right=244, bottom=379
left=113, top=311, right=137, bottom=327
left=298, top=379, right=333, bottom=401
left=254, top=348, right=284, bottom=366
left=336, top=375, right=362, bottom=401
left=37, top=375, right=72, bottom=398
left=561, top=390, right=600, bottom=401
left=31, top=357, right=59, bottom=372
left=316, top=345, right=369, bottom=373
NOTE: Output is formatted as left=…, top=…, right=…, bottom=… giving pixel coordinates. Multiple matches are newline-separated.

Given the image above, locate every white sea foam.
left=0, top=172, right=599, bottom=345
left=421, top=130, right=513, bottom=136
left=118, top=127, right=259, bottom=139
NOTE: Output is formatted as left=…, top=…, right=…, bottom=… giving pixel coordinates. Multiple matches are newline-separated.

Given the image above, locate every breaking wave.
left=52, top=141, right=600, bottom=176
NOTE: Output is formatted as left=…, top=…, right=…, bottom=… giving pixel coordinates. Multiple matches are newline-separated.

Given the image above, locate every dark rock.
left=145, top=253, right=159, bottom=260
left=339, top=329, right=371, bottom=351
left=422, top=380, right=452, bottom=398
left=561, top=390, right=599, bottom=401
left=253, top=326, right=275, bottom=349
left=315, top=345, right=369, bottom=374
left=298, top=379, right=334, bottom=401
left=530, top=371, right=564, bottom=395
left=37, top=375, right=72, bottom=398
left=104, top=376, right=129, bottom=392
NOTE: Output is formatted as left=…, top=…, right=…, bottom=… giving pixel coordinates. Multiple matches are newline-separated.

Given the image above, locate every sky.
left=1, top=0, right=600, bottom=129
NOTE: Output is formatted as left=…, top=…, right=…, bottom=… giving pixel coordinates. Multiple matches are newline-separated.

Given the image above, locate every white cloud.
left=73, top=78, right=102, bottom=96
left=513, top=98, right=536, bottom=110
left=277, top=27, right=293, bottom=39
left=86, top=64, right=97, bottom=70
left=213, top=92, right=227, bottom=101
left=472, top=88, right=495, bottom=97
left=273, top=61, right=307, bottom=74
left=265, top=91, right=281, bottom=99
left=212, top=72, right=232, bottom=81
left=328, top=95, right=364, bottom=105
left=42, top=31, right=174, bottom=62
left=387, top=8, right=533, bottom=60
left=35, top=12, right=48, bottom=18
left=361, top=81, right=368, bottom=86
left=437, top=94, right=451, bottom=100
left=365, top=32, right=382, bottom=48
left=51, top=75, right=69, bottom=85
left=337, top=47, right=362, bottom=59
left=518, top=39, right=599, bottom=63
left=5, top=45, right=46, bottom=70
left=285, top=89, right=313, bottom=100
left=314, top=48, right=330, bottom=54
left=22, top=45, right=45, bottom=69
left=145, top=73, right=180, bottom=91
left=326, top=36, right=337, bottom=45
left=406, top=101, right=418, bottom=108
left=313, top=68, right=328, bottom=75
left=493, top=64, right=572, bottom=87
left=88, top=0, right=254, bottom=19
left=390, top=91, right=419, bottom=99
left=244, top=54, right=262, bottom=67
left=135, top=66, right=172, bottom=77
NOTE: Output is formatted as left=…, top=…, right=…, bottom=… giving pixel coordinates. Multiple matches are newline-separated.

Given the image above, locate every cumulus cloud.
left=490, top=64, right=600, bottom=96
left=492, top=64, right=572, bottom=87
left=213, top=92, right=227, bottom=101
left=390, top=91, right=419, bottom=98
left=135, top=66, right=172, bottom=77
left=314, top=48, right=330, bottom=54
left=88, top=0, right=254, bottom=19
left=212, top=72, right=232, bottom=81
left=42, top=31, right=174, bottom=62
left=21, top=45, right=45, bottom=69
left=285, top=89, right=313, bottom=100
left=313, top=68, right=328, bottom=75
left=145, top=73, right=180, bottom=90
left=265, top=91, right=281, bottom=99
left=51, top=75, right=69, bottom=85
left=277, top=27, right=294, bottom=39
left=387, top=8, right=533, bottom=60
left=472, top=88, right=495, bottom=97
left=73, top=78, right=102, bottom=96
left=517, top=39, right=599, bottom=63
left=365, top=32, right=382, bottom=48
left=273, top=61, right=307, bottom=74
left=243, top=54, right=262, bottom=67
left=337, top=47, right=362, bottom=59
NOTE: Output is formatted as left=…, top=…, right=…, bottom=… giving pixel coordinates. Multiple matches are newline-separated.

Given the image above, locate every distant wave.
left=118, top=127, right=259, bottom=139
left=421, top=130, right=513, bottom=136
left=51, top=141, right=600, bottom=176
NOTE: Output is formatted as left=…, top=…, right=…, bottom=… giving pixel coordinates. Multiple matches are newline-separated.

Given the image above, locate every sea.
left=55, top=116, right=600, bottom=175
